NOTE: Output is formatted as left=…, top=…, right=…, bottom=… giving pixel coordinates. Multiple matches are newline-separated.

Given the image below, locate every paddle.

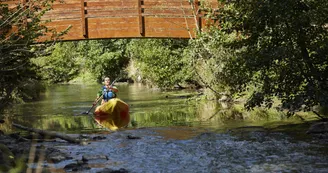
left=80, top=76, right=121, bottom=115
left=81, top=96, right=102, bottom=115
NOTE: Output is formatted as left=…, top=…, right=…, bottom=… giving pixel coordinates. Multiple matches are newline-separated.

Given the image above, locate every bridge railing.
left=1, top=0, right=218, bottom=41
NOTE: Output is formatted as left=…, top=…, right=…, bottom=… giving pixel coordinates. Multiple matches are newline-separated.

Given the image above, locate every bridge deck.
left=1, top=0, right=218, bottom=41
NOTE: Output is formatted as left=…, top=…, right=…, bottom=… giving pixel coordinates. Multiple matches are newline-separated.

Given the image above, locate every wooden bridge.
left=1, top=0, right=218, bottom=41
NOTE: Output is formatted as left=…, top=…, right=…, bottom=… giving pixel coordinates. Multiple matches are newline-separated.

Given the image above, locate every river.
left=2, top=83, right=328, bottom=172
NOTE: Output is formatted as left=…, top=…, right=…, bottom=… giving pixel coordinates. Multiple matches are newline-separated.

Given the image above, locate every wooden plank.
left=42, top=10, right=81, bottom=16
left=45, top=25, right=81, bottom=31
left=141, top=5, right=191, bottom=9
left=143, top=0, right=190, bottom=2
left=85, top=10, right=194, bottom=17
left=143, top=17, right=195, bottom=33
left=144, top=17, right=194, bottom=24
left=86, top=13, right=138, bottom=18
left=85, top=0, right=136, bottom=2
left=85, top=6, right=137, bottom=11
left=88, top=22, right=139, bottom=28
left=43, top=10, right=81, bottom=15
left=144, top=26, right=197, bottom=33
left=45, top=30, right=83, bottom=40
left=41, top=15, right=81, bottom=20
left=44, top=19, right=82, bottom=27
left=85, top=1, right=137, bottom=7
left=88, top=27, right=139, bottom=32
left=53, top=0, right=81, bottom=3
left=142, top=2, right=190, bottom=6
left=51, top=3, right=81, bottom=9
left=38, top=26, right=85, bottom=41
left=87, top=20, right=195, bottom=31
left=142, top=14, right=193, bottom=18
left=143, top=9, right=193, bottom=15
left=87, top=29, right=140, bottom=39
left=87, top=17, right=138, bottom=23
left=86, top=9, right=138, bottom=16
left=145, top=26, right=197, bottom=31
left=144, top=30, right=195, bottom=38
left=144, top=21, right=195, bottom=29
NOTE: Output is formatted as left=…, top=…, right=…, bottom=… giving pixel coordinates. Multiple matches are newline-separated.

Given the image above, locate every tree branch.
left=12, top=123, right=87, bottom=145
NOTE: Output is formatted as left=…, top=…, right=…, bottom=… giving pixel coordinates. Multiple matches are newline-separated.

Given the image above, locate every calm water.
left=3, top=83, right=311, bottom=133
left=2, top=83, right=328, bottom=172
left=4, top=83, right=217, bottom=133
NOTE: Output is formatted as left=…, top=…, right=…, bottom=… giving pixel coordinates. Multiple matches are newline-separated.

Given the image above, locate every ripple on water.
left=41, top=127, right=328, bottom=173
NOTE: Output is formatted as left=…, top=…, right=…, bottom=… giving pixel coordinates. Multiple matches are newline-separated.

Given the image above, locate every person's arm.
left=109, top=85, right=118, bottom=93
left=93, top=90, right=103, bottom=105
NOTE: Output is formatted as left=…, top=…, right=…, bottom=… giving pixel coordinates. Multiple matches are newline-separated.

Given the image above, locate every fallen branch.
left=312, top=111, right=328, bottom=121
left=12, top=123, right=86, bottom=144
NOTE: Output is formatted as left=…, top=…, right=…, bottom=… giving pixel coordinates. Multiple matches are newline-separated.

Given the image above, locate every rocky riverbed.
left=1, top=122, right=328, bottom=173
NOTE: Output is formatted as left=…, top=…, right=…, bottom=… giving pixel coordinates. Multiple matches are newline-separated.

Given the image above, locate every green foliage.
left=11, top=79, right=45, bottom=103
left=34, top=38, right=193, bottom=89
left=216, top=0, right=328, bottom=113
left=186, top=28, right=237, bottom=99
left=81, top=39, right=130, bottom=82
left=68, top=71, right=98, bottom=84
left=0, top=0, right=55, bottom=111
left=127, top=39, right=191, bottom=88
left=33, top=42, right=80, bottom=83
left=33, top=39, right=130, bottom=84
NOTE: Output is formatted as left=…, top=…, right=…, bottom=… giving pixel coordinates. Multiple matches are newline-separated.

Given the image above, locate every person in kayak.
left=93, top=77, right=118, bottom=105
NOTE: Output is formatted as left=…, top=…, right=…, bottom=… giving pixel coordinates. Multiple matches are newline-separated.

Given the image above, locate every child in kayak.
left=93, top=77, right=118, bottom=105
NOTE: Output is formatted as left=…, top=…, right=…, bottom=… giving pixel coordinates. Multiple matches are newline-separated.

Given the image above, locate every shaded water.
left=2, top=84, right=328, bottom=172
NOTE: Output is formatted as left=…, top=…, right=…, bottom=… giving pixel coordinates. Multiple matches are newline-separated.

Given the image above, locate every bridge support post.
left=138, top=0, right=144, bottom=36
left=81, top=0, right=88, bottom=38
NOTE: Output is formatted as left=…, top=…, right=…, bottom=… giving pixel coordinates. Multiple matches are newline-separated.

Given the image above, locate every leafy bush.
left=127, top=39, right=191, bottom=88
left=33, top=42, right=80, bottom=83
left=186, top=28, right=237, bottom=99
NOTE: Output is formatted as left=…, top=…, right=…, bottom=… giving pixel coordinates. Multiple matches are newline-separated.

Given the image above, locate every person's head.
left=104, top=77, right=110, bottom=86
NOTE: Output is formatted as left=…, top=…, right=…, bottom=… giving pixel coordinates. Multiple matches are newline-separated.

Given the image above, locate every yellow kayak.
left=94, top=98, right=130, bottom=131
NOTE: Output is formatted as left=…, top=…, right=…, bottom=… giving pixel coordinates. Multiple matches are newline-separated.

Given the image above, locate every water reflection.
left=2, top=83, right=315, bottom=134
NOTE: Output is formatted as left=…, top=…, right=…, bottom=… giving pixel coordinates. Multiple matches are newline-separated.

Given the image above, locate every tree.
left=216, top=0, right=328, bottom=115
left=32, top=42, right=80, bottom=83
left=127, top=39, right=191, bottom=88
left=0, top=0, right=58, bottom=111
left=82, top=39, right=130, bottom=82
left=187, top=28, right=237, bottom=99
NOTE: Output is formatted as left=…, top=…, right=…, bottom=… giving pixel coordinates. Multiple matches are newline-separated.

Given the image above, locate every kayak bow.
left=94, top=98, right=130, bottom=131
